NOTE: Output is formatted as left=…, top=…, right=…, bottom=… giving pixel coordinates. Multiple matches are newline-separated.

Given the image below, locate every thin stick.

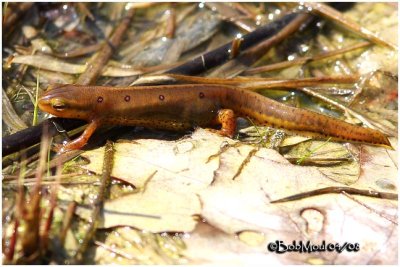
left=166, top=12, right=302, bottom=75
left=208, top=12, right=312, bottom=77
left=271, top=186, right=398, bottom=203
left=76, top=6, right=135, bottom=85
left=73, top=141, right=115, bottom=263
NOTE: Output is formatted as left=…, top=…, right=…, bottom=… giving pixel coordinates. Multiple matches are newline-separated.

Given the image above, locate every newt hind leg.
left=207, top=109, right=237, bottom=138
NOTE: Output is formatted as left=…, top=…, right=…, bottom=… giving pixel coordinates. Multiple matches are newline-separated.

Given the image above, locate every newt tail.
left=38, top=84, right=391, bottom=152
left=223, top=87, right=391, bottom=147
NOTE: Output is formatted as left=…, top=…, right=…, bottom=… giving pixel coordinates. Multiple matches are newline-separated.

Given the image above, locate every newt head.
left=38, top=84, right=93, bottom=120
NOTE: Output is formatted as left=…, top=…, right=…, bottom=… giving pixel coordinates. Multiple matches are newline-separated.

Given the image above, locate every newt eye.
left=51, top=99, right=67, bottom=111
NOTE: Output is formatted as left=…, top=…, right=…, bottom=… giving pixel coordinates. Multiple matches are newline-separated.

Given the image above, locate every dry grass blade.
left=53, top=43, right=101, bottom=58
left=133, top=73, right=359, bottom=88
left=303, top=2, right=397, bottom=50
left=12, top=55, right=145, bottom=77
left=2, top=88, right=28, bottom=131
left=244, top=41, right=371, bottom=74
left=241, top=75, right=360, bottom=90
left=12, top=55, right=86, bottom=74
left=284, top=156, right=352, bottom=165
left=270, top=186, right=398, bottom=203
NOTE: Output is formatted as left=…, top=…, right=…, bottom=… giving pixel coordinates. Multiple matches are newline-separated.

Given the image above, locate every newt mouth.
left=38, top=95, right=52, bottom=113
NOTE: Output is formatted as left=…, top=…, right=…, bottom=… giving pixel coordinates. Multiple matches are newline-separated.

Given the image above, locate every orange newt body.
left=38, top=84, right=391, bottom=152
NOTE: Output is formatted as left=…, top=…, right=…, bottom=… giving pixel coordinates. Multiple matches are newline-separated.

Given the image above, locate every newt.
left=38, top=83, right=391, bottom=152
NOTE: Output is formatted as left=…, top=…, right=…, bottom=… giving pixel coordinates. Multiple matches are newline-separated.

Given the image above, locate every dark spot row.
left=96, top=92, right=205, bottom=103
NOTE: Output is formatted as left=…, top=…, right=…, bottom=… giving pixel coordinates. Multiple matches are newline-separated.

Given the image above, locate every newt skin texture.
left=38, top=84, right=391, bottom=152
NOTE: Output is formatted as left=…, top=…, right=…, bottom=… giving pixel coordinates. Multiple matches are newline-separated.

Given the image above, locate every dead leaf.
left=80, top=128, right=397, bottom=263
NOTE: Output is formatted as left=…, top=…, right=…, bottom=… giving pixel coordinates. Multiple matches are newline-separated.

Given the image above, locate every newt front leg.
left=56, top=120, right=100, bottom=153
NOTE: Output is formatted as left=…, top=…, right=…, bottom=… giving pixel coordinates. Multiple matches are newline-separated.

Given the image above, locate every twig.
left=208, top=12, right=313, bottom=77
left=166, top=12, right=301, bottom=75
left=2, top=118, right=85, bottom=157
left=73, top=141, right=115, bottom=263
left=76, top=6, right=135, bottom=85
